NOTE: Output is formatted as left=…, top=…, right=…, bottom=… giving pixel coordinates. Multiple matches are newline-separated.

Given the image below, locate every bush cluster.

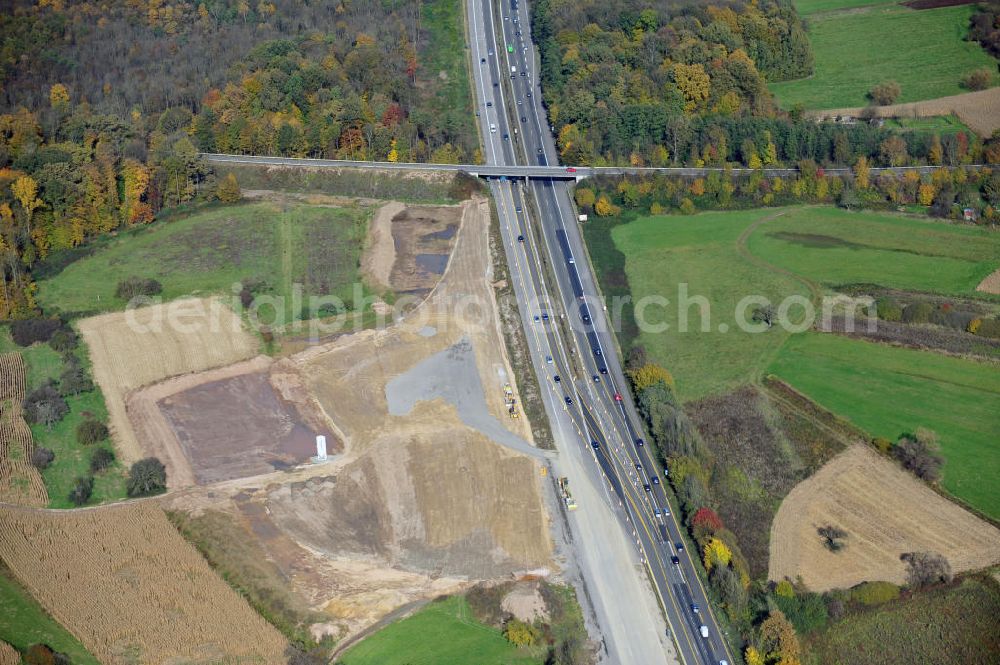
left=115, top=276, right=163, bottom=301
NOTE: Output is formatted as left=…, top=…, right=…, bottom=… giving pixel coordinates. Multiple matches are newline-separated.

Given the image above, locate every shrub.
left=23, top=383, right=69, bottom=428
left=127, top=457, right=167, bottom=497
left=775, top=579, right=795, bottom=598
left=967, top=317, right=983, bottom=334
left=679, top=197, right=696, bottom=214
left=874, top=297, right=902, bottom=322
left=901, top=301, right=933, bottom=324
left=24, top=644, right=60, bottom=665
left=850, top=581, right=900, bottom=606
left=818, top=525, right=848, bottom=552
left=76, top=419, right=109, bottom=445
left=216, top=172, right=242, bottom=202
left=59, top=359, right=93, bottom=396
left=900, top=551, right=952, bottom=589
left=872, top=437, right=893, bottom=454
left=68, top=475, right=94, bottom=506
left=48, top=328, right=78, bottom=352
left=691, top=506, right=724, bottom=538
left=869, top=81, right=901, bottom=105
left=977, top=318, right=1000, bottom=339
left=31, top=446, right=55, bottom=469
left=774, top=591, right=829, bottom=634
left=961, top=68, right=992, bottom=91
left=90, top=447, right=115, bottom=474
left=10, top=318, right=61, bottom=346
left=115, top=276, right=163, bottom=301
left=894, top=428, right=943, bottom=482
left=503, top=618, right=539, bottom=647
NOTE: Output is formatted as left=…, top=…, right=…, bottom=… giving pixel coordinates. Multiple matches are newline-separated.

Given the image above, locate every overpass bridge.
left=202, top=152, right=964, bottom=181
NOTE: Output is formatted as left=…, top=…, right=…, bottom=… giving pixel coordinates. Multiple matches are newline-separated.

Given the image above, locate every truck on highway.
left=558, top=477, right=578, bottom=511
left=699, top=625, right=709, bottom=638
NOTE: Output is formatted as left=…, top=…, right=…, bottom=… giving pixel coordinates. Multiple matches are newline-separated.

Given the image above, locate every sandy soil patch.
left=78, top=298, right=258, bottom=463
left=0, top=502, right=286, bottom=664
left=361, top=201, right=405, bottom=292
left=502, top=580, right=550, bottom=624
left=976, top=267, right=1000, bottom=295
left=810, top=87, right=1000, bottom=137
left=769, top=444, right=1000, bottom=591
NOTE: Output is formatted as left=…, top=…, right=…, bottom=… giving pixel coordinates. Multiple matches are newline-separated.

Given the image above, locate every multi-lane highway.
left=467, top=1, right=734, bottom=664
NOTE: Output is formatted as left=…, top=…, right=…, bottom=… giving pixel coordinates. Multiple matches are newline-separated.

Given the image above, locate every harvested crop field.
left=978, top=267, right=1000, bottom=295
left=769, top=444, right=1000, bottom=591
left=78, top=298, right=258, bottom=463
left=0, top=354, right=46, bottom=507
left=0, top=502, right=286, bottom=663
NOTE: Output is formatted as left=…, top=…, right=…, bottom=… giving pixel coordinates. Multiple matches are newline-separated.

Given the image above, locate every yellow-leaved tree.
left=745, top=646, right=765, bottom=665
left=628, top=363, right=675, bottom=391
left=11, top=175, right=43, bottom=231
left=703, top=537, right=732, bottom=572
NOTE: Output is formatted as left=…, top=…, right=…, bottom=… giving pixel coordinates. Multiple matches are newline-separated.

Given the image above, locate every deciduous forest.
left=0, top=0, right=475, bottom=318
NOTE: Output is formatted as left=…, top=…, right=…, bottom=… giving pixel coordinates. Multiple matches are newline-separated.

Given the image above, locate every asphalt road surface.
left=468, top=1, right=735, bottom=664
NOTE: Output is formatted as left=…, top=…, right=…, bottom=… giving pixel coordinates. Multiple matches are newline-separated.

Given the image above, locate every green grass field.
left=610, top=206, right=999, bottom=401
left=0, top=329, right=126, bottom=508
left=746, top=207, right=1000, bottom=296
left=338, top=596, right=539, bottom=665
left=423, top=0, right=478, bottom=157
left=883, top=114, right=971, bottom=134
left=769, top=332, right=1000, bottom=519
left=771, top=3, right=997, bottom=109
left=806, top=576, right=1000, bottom=664
left=793, top=0, right=894, bottom=17
left=0, top=567, right=99, bottom=663
left=37, top=202, right=373, bottom=322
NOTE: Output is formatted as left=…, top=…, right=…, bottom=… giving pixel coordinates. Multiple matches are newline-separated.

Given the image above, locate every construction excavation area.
left=102, top=196, right=549, bottom=644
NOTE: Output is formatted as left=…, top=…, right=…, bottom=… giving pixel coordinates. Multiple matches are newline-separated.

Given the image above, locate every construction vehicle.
left=558, top=477, right=578, bottom=511
left=504, top=384, right=518, bottom=418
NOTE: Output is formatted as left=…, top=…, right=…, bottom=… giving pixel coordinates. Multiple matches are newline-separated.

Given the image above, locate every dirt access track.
left=150, top=197, right=553, bottom=642
left=769, top=444, right=1000, bottom=591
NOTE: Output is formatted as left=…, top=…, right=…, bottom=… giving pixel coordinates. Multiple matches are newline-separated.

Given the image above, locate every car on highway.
left=520, top=71, right=526, bottom=76
left=480, top=57, right=486, bottom=63
left=593, top=348, right=602, bottom=357
left=614, top=392, right=623, bottom=401
left=503, top=133, right=510, bottom=140
left=635, top=438, right=645, bottom=447
left=651, top=476, right=659, bottom=485
left=516, top=205, right=522, bottom=212
left=591, top=440, right=600, bottom=450
left=545, top=355, right=552, bottom=364
left=700, top=625, right=709, bottom=638
left=537, top=148, right=543, bottom=154
left=521, top=116, right=527, bottom=122
left=486, top=101, right=492, bottom=107
left=566, top=167, right=577, bottom=172
left=654, top=506, right=661, bottom=516
left=564, top=395, right=573, bottom=405
left=592, top=374, right=600, bottom=383
left=671, top=556, right=680, bottom=565
left=676, top=542, right=684, bottom=552
left=643, top=483, right=651, bottom=492
left=526, top=91, right=532, bottom=97
left=488, top=49, right=494, bottom=55
left=691, top=603, right=700, bottom=614
left=517, top=99, right=522, bottom=105
left=517, top=235, right=524, bottom=242
left=493, top=81, right=498, bottom=87
left=541, top=312, right=549, bottom=321
left=553, top=375, right=561, bottom=383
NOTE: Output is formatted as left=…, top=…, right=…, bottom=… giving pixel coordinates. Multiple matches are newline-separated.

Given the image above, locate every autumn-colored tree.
left=122, top=159, right=153, bottom=224
left=918, top=183, right=936, bottom=206
left=775, top=579, right=795, bottom=598
left=628, top=363, right=675, bottom=391
left=503, top=618, right=538, bottom=647
left=690, top=178, right=705, bottom=196
left=853, top=156, right=870, bottom=190
left=869, top=80, right=901, bottom=105
left=679, top=198, right=696, bottom=214
left=759, top=609, right=801, bottom=665
left=703, top=537, right=732, bottom=571
left=673, top=63, right=710, bottom=114
left=216, top=173, right=242, bottom=203
left=762, top=132, right=778, bottom=165
left=387, top=139, right=399, bottom=163
left=11, top=175, right=43, bottom=231
left=49, top=83, right=70, bottom=110
left=928, top=134, right=943, bottom=165
left=745, top=645, right=765, bottom=665
left=575, top=187, right=596, bottom=209
left=691, top=507, right=723, bottom=535
left=879, top=135, right=908, bottom=167
left=594, top=195, right=615, bottom=216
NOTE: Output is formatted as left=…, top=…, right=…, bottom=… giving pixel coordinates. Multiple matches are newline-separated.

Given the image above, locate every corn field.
left=0, top=353, right=47, bottom=507
left=0, top=502, right=287, bottom=664
left=0, top=641, right=18, bottom=665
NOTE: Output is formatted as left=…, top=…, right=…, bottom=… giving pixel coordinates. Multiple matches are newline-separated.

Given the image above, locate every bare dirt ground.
left=769, top=444, right=1000, bottom=591
left=361, top=201, right=405, bottom=292
left=0, top=502, right=287, bottom=664
left=810, top=87, right=1000, bottom=137
left=502, top=580, right=550, bottom=623
left=977, top=267, right=1000, bottom=295
left=149, top=196, right=551, bottom=642
left=78, top=298, right=259, bottom=463
left=387, top=205, right=462, bottom=298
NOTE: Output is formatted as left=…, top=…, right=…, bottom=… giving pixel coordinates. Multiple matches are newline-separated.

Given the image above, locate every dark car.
left=652, top=477, right=659, bottom=485
left=554, top=375, right=561, bottom=383
left=635, top=462, right=643, bottom=471
left=486, top=101, right=492, bottom=107
left=593, top=348, right=602, bottom=357
left=675, top=542, right=684, bottom=552
left=635, top=438, right=645, bottom=447
left=565, top=395, right=573, bottom=405
left=599, top=367, right=608, bottom=375
left=644, top=484, right=652, bottom=492
left=671, top=556, right=680, bottom=565
left=517, top=235, right=524, bottom=242
left=520, top=71, right=526, bottom=76
left=537, top=148, right=544, bottom=154
left=591, top=440, right=600, bottom=450
left=481, top=57, right=486, bottom=63
left=592, top=374, right=600, bottom=383
left=521, top=116, right=527, bottom=122
left=527, top=91, right=532, bottom=97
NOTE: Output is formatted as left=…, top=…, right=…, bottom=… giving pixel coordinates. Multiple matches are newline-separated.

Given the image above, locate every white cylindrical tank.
left=315, top=435, right=327, bottom=460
